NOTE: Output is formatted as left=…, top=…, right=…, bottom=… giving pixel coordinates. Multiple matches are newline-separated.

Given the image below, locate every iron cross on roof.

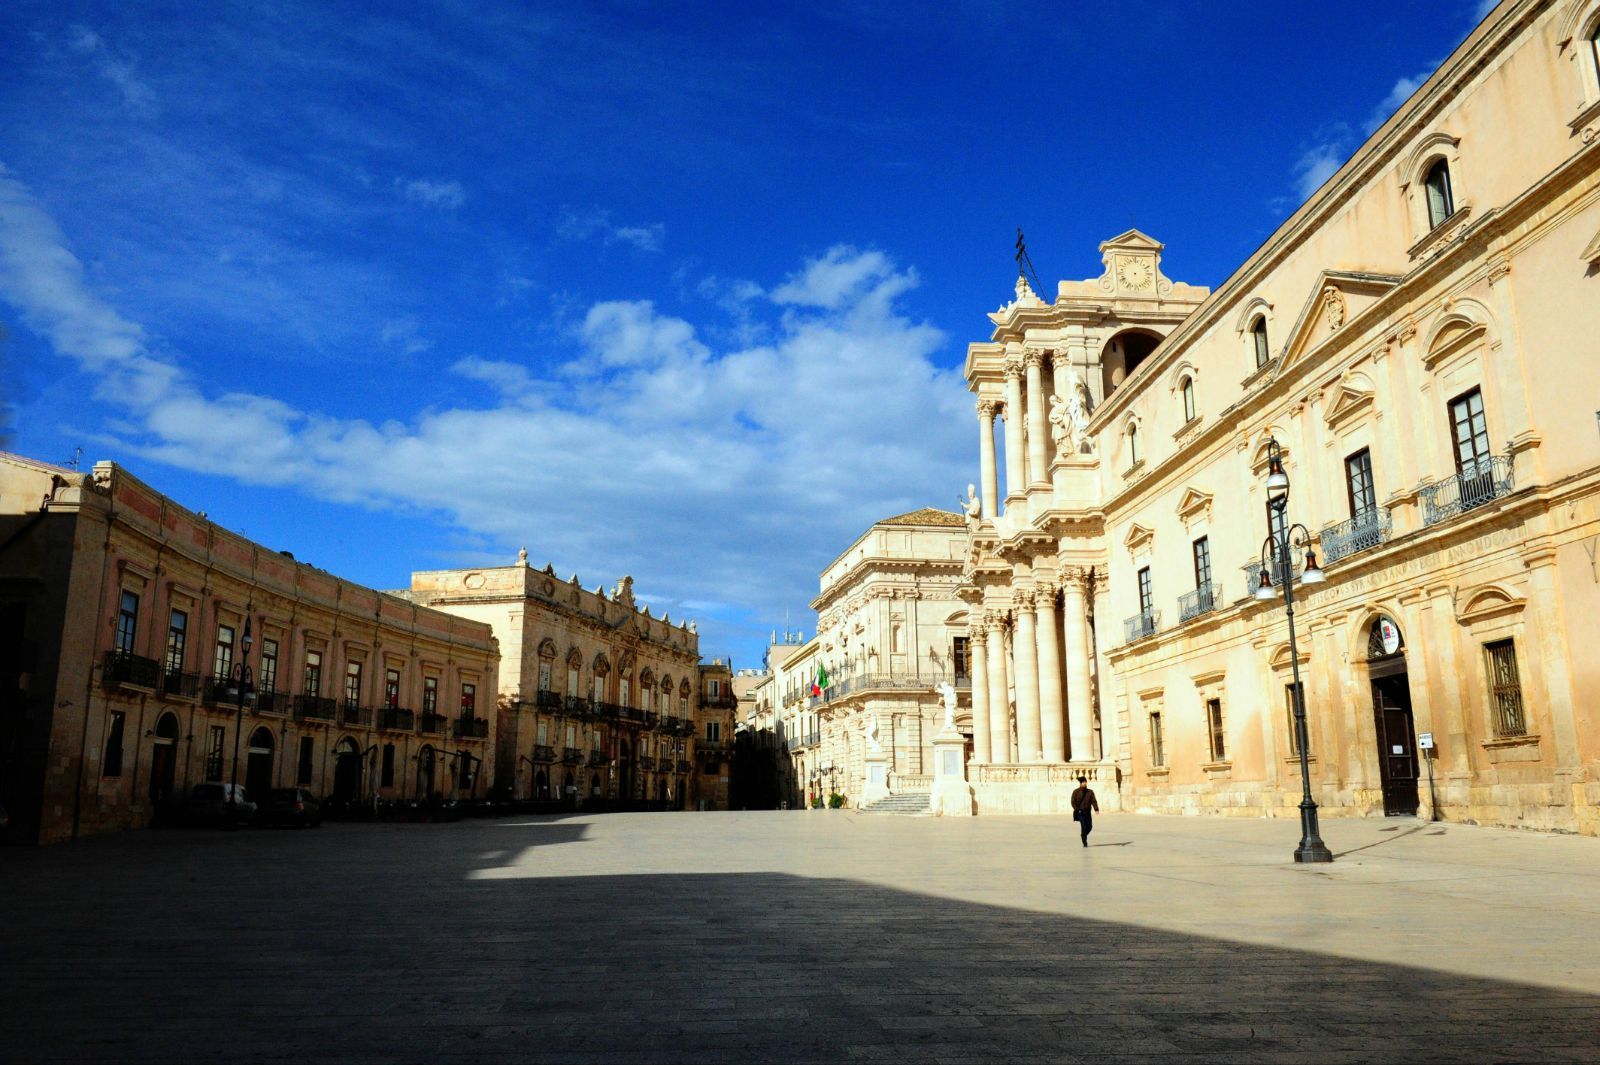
left=1014, top=227, right=1044, bottom=296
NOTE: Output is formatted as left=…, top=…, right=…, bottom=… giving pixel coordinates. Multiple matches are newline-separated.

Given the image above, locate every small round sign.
left=1378, top=617, right=1401, bottom=655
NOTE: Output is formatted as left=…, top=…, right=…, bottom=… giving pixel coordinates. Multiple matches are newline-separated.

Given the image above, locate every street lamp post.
left=1254, top=438, right=1334, bottom=864
left=226, top=618, right=255, bottom=818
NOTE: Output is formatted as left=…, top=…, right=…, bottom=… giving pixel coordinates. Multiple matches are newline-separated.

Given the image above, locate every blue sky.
left=0, top=1, right=1495, bottom=670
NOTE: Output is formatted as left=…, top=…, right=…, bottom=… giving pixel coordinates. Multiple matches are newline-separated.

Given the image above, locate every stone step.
left=863, top=792, right=932, bottom=815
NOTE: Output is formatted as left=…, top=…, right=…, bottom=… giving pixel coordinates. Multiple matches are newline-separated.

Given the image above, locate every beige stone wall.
left=0, top=455, right=499, bottom=843
left=961, top=0, right=1600, bottom=831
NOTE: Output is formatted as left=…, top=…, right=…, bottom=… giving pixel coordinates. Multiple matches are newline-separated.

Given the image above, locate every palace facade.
left=401, top=560, right=705, bottom=808
left=955, top=0, right=1600, bottom=831
left=0, top=454, right=499, bottom=843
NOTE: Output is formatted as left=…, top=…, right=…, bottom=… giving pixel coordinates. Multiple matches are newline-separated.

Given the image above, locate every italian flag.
left=811, top=664, right=830, bottom=697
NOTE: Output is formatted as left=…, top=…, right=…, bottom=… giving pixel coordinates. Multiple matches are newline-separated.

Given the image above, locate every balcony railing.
left=293, top=694, right=337, bottom=722
left=1243, top=557, right=1302, bottom=600
left=597, top=701, right=623, bottom=721
left=1421, top=455, right=1514, bottom=527
left=643, top=710, right=660, bottom=730
left=454, top=716, right=489, bottom=739
left=700, top=692, right=738, bottom=710
left=675, top=759, right=692, bottom=774
left=699, top=738, right=727, bottom=753
left=531, top=744, right=556, bottom=763
left=418, top=711, right=446, bottom=734
left=1321, top=508, right=1392, bottom=564
left=561, top=746, right=583, bottom=765
left=563, top=695, right=592, bottom=717
left=161, top=669, right=202, bottom=700
left=586, top=749, right=606, bottom=767
left=256, top=690, right=288, bottom=716
left=103, top=650, right=161, bottom=690
left=341, top=704, right=373, bottom=727
left=638, top=755, right=656, bottom=771
left=1124, top=610, right=1159, bottom=643
left=378, top=707, right=415, bottom=731
left=1178, top=584, right=1221, bottom=623
left=535, top=690, right=562, bottom=711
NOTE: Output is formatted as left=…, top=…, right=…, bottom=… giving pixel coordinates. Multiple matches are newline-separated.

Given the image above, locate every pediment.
left=1323, top=376, right=1376, bottom=429
left=1099, top=229, right=1165, bottom=253
left=1582, top=226, right=1600, bottom=267
left=1278, top=270, right=1402, bottom=371
left=1123, top=522, right=1155, bottom=554
left=1456, top=583, right=1526, bottom=625
left=1175, top=487, right=1213, bottom=526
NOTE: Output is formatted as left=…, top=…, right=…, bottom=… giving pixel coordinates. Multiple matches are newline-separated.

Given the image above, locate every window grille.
left=1149, top=711, right=1165, bottom=768
left=1206, top=698, right=1226, bottom=762
left=1484, top=640, right=1527, bottom=738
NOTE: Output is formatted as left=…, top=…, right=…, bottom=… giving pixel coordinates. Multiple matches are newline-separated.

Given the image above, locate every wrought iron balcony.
left=1321, top=508, right=1392, bottom=564
left=597, top=701, right=623, bottom=721
left=560, top=746, right=583, bottom=765
left=341, top=704, right=373, bottom=727
left=638, top=755, right=656, bottom=771
left=1123, top=610, right=1160, bottom=643
left=255, top=690, right=287, bottom=716
left=531, top=744, right=556, bottom=763
left=563, top=695, right=591, bottom=717
left=535, top=690, right=562, bottom=711
left=161, top=669, right=201, bottom=700
left=378, top=707, right=415, bottom=731
left=1243, top=557, right=1302, bottom=600
left=1421, top=455, right=1514, bottom=527
left=293, top=694, right=338, bottom=722
left=675, top=759, right=692, bottom=773
left=1178, top=584, right=1221, bottom=623
left=454, top=716, right=489, bottom=739
left=643, top=710, right=660, bottom=730
left=418, top=711, right=446, bottom=734
left=103, top=650, right=161, bottom=690
left=586, top=749, right=606, bottom=767
left=700, top=692, right=738, bottom=710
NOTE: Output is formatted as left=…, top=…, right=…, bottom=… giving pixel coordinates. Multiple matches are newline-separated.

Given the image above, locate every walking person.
left=1071, top=775, right=1099, bottom=847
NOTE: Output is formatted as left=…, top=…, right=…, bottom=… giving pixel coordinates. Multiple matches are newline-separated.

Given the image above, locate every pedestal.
left=862, top=752, right=890, bottom=807
left=929, top=729, right=973, bottom=817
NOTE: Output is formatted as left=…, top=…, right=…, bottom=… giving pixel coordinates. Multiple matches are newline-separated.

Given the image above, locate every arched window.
left=1127, top=424, right=1142, bottom=467
left=1251, top=317, right=1270, bottom=368
left=1590, top=19, right=1600, bottom=82
left=1424, top=159, right=1454, bottom=229
left=1180, top=377, right=1196, bottom=423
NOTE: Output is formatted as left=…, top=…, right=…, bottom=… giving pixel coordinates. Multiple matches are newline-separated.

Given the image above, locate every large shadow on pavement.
left=3, top=818, right=1598, bottom=1064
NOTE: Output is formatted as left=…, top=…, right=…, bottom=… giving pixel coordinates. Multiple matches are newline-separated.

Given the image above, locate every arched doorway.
left=589, top=772, right=601, bottom=799
left=562, top=770, right=576, bottom=805
left=417, top=745, right=436, bottom=800
left=1366, top=616, right=1419, bottom=816
left=656, top=778, right=667, bottom=804
left=534, top=769, right=548, bottom=800
left=618, top=739, right=634, bottom=804
left=332, top=737, right=362, bottom=806
left=245, top=727, right=274, bottom=799
left=149, top=712, right=179, bottom=805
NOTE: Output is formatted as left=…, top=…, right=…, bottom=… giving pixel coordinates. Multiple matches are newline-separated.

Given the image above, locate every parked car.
left=184, top=783, right=257, bottom=827
left=261, top=787, right=322, bottom=828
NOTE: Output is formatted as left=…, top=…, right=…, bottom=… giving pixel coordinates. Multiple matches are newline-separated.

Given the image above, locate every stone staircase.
left=861, top=791, right=932, bottom=815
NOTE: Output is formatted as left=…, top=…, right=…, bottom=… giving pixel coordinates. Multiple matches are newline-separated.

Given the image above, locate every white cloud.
left=67, top=25, right=158, bottom=117
left=0, top=173, right=971, bottom=646
left=1474, top=0, right=1499, bottom=21
left=1291, top=141, right=1347, bottom=201
left=1364, top=70, right=1432, bottom=134
left=378, top=316, right=433, bottom=355
left=396, top=178, right=466, bottom=210
left=556, top=207, right=665, bottom=252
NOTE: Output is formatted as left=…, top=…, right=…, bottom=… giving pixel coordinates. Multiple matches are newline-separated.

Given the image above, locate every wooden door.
left=1372, top=676, right=1419, bottom=816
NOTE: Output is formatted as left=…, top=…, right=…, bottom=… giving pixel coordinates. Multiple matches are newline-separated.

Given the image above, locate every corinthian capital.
left=1003, top=358, right=1025, bottom=382
left=977, top=397, right=1002, bottom=420
left=1022, top=348, right=1047, bottom=371
left=1013, top=587, right=1036, bottom=610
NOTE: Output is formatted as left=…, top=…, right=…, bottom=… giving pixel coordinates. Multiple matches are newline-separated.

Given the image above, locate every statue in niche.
left=935, top=681, right=958, bottom=731
left=1049, top=366, right=1094, bottom=456
left=959, top=483, right=981, bottom=525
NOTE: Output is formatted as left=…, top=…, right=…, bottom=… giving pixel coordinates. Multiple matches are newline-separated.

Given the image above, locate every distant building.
left=0, top=453, right=498, bottom=843
left=695, top=659, right=736, bottom=809
left=401, top=560, right=703, bottom=808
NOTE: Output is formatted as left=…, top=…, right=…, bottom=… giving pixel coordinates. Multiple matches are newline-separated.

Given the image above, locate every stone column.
left=984, top=614, right=1011, bottom=765
left=1035, top=581, right=1067, bottom=762
left=1024, top=349, right=1049, bottom=487
left=1003, top=359, right=1026, bottom=503
left=1012, top=590, right=1042, bottom=762
left=969, top=627, right=992, bottom=763
left=977, top=399, right=1000, bottom=520
left=1063, top=569, right=1095, bottom=761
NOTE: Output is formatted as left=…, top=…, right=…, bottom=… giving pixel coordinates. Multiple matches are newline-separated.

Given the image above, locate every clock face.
left=1117, top=256, right=1154, bottom=291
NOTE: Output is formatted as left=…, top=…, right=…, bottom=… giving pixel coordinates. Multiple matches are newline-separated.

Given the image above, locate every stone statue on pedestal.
left=935, top=681, right=958, bottom=731
left=864, top=713, right=884, bottom=754
left=960, top=483, right=981, bottom=526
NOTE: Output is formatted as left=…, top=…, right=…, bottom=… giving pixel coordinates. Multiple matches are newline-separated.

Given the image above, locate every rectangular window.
left=1449, top=388, right=1491, bottom=473
left=1192, top=537, right=1212, bottom=590
left=204, top=724, right=226, bottom=781
left=537, top=721, right=548, bottom=745
left=1149, top=711, right=1164, bottom=768
left=385, top=668, right=401, bottom=708
left=165, top=609, right=188, bottom=674
left=297, top=736, right=314, bottom=785
left=103, top=711, right=126, bottom=777
left=710, top=679, right=722, bottom=697
left=567, top=667, right=580, bottom=697
left=423, top=676, right=438, bottom=714
left=538, top=663, right=552, bottom=692
left=259, top=638, right=279, bottom=693
left=1206, top=698, right=1226, bottom=762
left=344, top=661, right=362, bottom=707
left=213, top=624, right=235, bottom=681
left=952, top=636, right=970, bottom=678
left=565, top=725, right=576, bottom=747
left=461, top=682, right=476, bottom=715
left=706, top=721, right=722, bottom=742
left=1345, top=448, right=1376, bottom=518
left=381, top=744, right=395, bottom=788
left=1136, top=566, right=1153, bottom=615
left=115, top=591, right=139, bottom=654
left=1284, top=682, right=1308, bottom=757
left=619, top=678, right=629, bottom=707
left=1484, top=639, right=1526, bottom=737
left=303, top=650, right=323, bottom=696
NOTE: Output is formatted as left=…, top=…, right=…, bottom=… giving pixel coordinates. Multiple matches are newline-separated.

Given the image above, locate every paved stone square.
left=4, top=810, right=1600, bottom=1063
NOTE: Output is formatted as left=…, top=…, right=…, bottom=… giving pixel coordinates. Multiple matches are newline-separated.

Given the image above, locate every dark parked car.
left=185, top=783, right=257, bottom=827
left=262, top=787, right=322, bottom=828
